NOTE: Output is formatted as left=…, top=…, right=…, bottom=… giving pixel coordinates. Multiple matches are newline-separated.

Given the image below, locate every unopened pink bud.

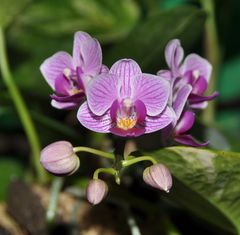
left=143, top=164, right=172, bottom=192
left=40, top=141, right=80, bottom=175
left=86, top=179, right=108, bottom=205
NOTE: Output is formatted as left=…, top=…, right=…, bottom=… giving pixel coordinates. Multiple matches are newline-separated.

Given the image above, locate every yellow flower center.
left=117, top=117, right=137, bottom=130
left=116, top=98, right=137, bottom=130
left=69, top=88, right=82, bottom=95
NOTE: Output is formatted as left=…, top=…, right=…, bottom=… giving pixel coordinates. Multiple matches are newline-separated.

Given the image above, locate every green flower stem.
left=93, top=168, right=119, bottom=184
left=0, top=27, right=47, bottom=183
left=113, top=138, right=127, bottom=172
left=73, top=146, right=114, bottom=160
left=46, top=177, right=64, bottom=223
left=122, top=156, right=157, bottom=168
left=200, top=0, right=220, bottom=125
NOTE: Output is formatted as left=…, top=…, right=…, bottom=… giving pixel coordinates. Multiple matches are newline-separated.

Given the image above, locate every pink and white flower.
left=78, top=59, right=175, bottom=137
left=40, top=31, right=106, bottom=109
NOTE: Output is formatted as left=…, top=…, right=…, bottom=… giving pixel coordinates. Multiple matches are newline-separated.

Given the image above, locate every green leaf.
left=0, top=0, right=30, bottom=28
left=0, top=158, right=24, bottom=201
left=72, top=0, right=140, bottom=42
left=104, top=6, right=206, bottom=72
left=151, top=147, right=240, bottom=234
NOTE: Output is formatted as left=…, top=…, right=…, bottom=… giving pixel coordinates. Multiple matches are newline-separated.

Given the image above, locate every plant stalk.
left=46, top=177, right=64, bottom=223
left=122, top=155, right=157, bottom=168
left=73, top=146, right=114, bottom=160
left=201, top=0, right=221, bottom=125
left=0, top=27, right=47, bottom=183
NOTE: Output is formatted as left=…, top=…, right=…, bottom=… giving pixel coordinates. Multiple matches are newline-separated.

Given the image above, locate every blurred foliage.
left=0, top=158, right=24, bottom=201
left=159, top=0, right=190, bottom=9
left=105, top=6, right=206, bottom=72
left=0, top=0, right=30, bottom=28
left=204, top=126, right=231, bottom=151
left=216, top=111, right=240, bottom=152
left=218, top=57, right=240, bottom=102
left=0, top=106, right=21, bottom=130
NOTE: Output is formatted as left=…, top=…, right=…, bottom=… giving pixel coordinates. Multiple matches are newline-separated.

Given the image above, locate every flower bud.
left=40, top=141, right=80, bottom=175
left=86, top=179, right=108, bottom=205
left=143, top=164, right=172, bottom=192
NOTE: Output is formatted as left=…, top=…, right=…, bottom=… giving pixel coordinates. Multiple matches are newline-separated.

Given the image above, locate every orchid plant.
left=40, top=31, right=218, bottom=205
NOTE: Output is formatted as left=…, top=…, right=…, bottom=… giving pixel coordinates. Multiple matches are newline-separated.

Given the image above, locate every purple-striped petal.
left=156, top=70, right=172, bottom=81
left=77, top=102, right=112, bottom=133
left=173, top=84, right=192, bottom=120
left=180, top=54, right=212, bottom=82
left=110, top=59, right=142, bottom=97
left=144, top=107, right=175, bottom=134
left=132, top=74, right=170, bottom=116
left=165, top=39, right=183, bottom=76
left=87, top=73, right=118, bottom=116
left=174, top=134, right=209, bottom=147
left=135, top=100, right=147, bottom=123
left=73, top=31, right=91, bottom=66
left=40, top=52, right=74, bottom=89
left=72, top=31, right=102, bottom=76
left=175, top=111, right=195, bottom=134
left=100, top=65, right=109, bottom=73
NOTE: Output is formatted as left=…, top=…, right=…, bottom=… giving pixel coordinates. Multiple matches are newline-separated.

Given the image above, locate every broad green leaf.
left=72, top=0, right=140, bottom=42
left=151, top=147, right=240, bottom=234
left=0, top=0, right=30, bottom=28
left=0, top=158, right=24, bottom=201
left=104, top=6, right=206, bottom=72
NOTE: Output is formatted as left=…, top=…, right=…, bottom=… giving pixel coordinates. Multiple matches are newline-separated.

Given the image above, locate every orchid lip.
left=110, top=98, right=146, bottom=132
left=116, top=114, right=137, bottom=130
left=115, top=98, right=138, bottom=130
left=54, top=67, right=85, bottom=101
